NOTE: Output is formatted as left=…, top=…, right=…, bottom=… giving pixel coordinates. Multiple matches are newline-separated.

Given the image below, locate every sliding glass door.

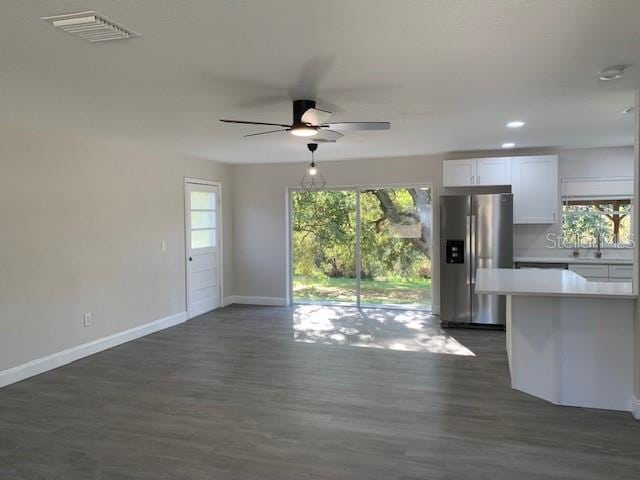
left=291, top=186, right=432, bottom=310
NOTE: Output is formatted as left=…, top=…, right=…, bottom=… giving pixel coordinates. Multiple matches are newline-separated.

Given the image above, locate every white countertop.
left=475, top=268, right=635, bottom=299
left=514, top=256, right=633, bottom=265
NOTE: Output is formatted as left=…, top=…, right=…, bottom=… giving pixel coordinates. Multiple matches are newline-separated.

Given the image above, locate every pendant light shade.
left=300, top=143, right=326, bottom=192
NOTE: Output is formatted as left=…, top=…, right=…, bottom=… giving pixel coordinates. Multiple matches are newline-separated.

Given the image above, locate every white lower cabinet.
left=609, top=264, right=634, bottom=279
left=569, top=263, right=632, bottom=282
left=569, top=264, right=608, bottom=279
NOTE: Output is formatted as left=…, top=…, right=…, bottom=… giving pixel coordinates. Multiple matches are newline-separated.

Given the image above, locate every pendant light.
left=300, top=143, right=326, bottom=192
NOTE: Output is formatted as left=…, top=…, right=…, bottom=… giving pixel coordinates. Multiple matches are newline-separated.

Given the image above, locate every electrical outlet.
left=161, top=240, right=167, bottom=253
left=83, top=312, right=92, bottom=327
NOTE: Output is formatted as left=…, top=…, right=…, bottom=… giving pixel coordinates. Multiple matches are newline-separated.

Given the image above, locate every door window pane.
left=191, top=191, right=216, bottom=210
left=291, top=190, right=357, bottom=305
left=360, top=188, right=432, bottom=309
left=191, top=229, right=216, bottom=249
left=191, top=211, right=216, bottom=229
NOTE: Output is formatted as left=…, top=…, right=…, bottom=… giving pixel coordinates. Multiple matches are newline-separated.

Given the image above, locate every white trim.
left=431, top=304, right=440, bottom=315
left=0, top=312, right=187, bottom=389
left=285, top=188, right=293, bottom=306
left=355, top=191, right=362, bottom=308
left=184, top=178, right=223, bottom=319
left=225, top=296, right=288, bottom=306
left=184, top=177, right=220, bottom=186
left=222, top=296, right=234, bottom=307
left=632, top=395, right=640, bottom=420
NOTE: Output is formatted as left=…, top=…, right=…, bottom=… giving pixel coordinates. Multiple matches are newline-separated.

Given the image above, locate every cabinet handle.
left=553, top=213, right=556, bottom=222
left=477, top=175, right=480, bottom=184
left=471, top=175, right=475, bottom=184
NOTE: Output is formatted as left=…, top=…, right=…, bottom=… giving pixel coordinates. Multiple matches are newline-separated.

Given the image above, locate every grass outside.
left=293, top=275, right=431, bottom=306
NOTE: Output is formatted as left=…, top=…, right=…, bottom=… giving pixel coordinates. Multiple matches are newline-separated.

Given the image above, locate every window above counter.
left=561, top=177, right=634, bottom=249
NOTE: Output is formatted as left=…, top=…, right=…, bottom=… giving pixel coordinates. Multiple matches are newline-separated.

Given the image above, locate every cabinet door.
left=608, top=264, right=633, bottom=279
left=443, top=159, right=476, bottom=187
left=569, top=264, right=608, bottom=279
left=476, top=157, right=511, bottom=185
left=512, top=155, right=558, bottom=224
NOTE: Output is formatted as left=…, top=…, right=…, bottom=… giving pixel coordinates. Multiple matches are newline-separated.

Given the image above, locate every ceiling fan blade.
left=301, top=107, right=332, bottom=126
left=323, top=121, right=391, bottom=131
left=244, top=129, right=290, bottom=137
left=220, top=119, right=291, bottom=128
left=314, top=129, right=343, bottom=143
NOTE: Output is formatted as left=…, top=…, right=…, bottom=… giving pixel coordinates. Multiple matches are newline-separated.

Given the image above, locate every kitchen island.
left=476, top=268, right=635, bottom=412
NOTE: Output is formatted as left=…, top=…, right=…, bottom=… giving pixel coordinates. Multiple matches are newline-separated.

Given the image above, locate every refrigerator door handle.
left=470, top=215, right=476, bottom=284
left=465, top=215, right=471, bottom=284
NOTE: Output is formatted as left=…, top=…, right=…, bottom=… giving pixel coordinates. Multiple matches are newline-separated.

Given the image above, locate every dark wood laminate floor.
left=1, top=305, right=638, bottom=479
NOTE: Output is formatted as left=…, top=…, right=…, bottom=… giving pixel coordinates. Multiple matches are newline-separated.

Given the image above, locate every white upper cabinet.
left=442, top=159, right=476, bottom=186
left=511, top=155, right=559, bottom=224
left=443, top=157, right=511, bottom=187
left=476, top=157, right=512, bottom=186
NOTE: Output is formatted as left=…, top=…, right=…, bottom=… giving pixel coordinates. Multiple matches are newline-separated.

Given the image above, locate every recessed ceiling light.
left=501, top=142, right=515, bottom=149
left=506, top=120, right=525, bottom=128
left=599, top=65, right=626, bottom=81
left=621, top=106, right=635, bottom=114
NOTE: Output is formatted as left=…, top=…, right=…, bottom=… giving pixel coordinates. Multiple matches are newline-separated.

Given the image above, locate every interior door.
left=186, top=182, right=221, bottom=318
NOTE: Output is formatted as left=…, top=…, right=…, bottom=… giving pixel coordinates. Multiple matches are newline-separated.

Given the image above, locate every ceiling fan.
left=220, top=99, right=391, bottom=143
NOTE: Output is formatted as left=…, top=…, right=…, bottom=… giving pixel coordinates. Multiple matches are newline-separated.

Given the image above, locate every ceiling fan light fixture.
left=301, top=143, right=326, bottom=192
left=290, top=126, right=318, bottom=137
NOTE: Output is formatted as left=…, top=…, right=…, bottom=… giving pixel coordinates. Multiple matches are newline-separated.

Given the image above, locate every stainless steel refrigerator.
left=440, top=194, right=513, bottom=328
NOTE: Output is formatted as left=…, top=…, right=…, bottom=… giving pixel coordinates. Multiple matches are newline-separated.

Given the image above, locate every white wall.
left=513, top=146, right=635, bottom=259
left=232, top=154, right=445, bottom=309
left=0, top=124, right=232, bottom=373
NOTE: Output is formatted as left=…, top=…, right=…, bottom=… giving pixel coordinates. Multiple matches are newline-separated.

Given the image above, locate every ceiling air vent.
left=42, top=11, right=140, bottom=43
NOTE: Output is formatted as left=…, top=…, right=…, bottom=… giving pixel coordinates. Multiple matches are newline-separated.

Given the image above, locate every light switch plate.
left=83, top=312, right=92, bottom=327
left=161, top=240, right=167, bottom=252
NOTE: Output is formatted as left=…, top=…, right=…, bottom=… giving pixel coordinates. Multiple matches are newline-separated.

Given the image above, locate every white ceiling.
left=1, top=0, right=638, bottom=164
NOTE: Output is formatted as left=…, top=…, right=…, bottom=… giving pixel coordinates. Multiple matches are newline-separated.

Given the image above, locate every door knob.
left=189, top=257, right=192, bottom=261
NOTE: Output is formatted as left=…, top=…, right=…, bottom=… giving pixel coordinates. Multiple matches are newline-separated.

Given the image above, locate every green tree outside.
left=292, top=188, right=432, bottom=307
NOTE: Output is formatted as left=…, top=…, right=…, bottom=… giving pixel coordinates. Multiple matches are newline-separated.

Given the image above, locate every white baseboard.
left=222, top=296, right=234, bottom=307
left=224, top=295, right=288, bottom=306
left=0, top=311, right=187, bottom=389
left=632, top=395, right=640, bottom=420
